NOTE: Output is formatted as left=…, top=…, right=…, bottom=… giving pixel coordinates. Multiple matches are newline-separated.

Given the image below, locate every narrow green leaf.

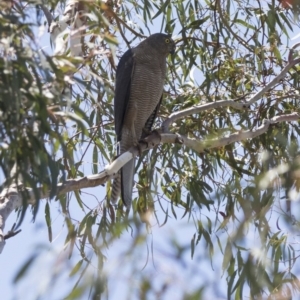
left=222, top=241, right=232, bottom=272
left=216, top=235, right=223, bottom=254
left=191, top=233, right=196, bottom=259
left=235, top=19, right=256, bottom=30
left=93, top=145, right=98, bottom=174
left=74, top=190, right=84, bottom=210
left=152, top=0, right=170, bottom=20
left=227, top=269, right=237, bottom=298
left=45, top=201, right=52, bottom=242
left=170, top=201, right=177, bottom=219
left=187, top=16, right=210, bottom=29
left=13, top=254, right=37, bottom=283
left=69, top=260, right=84, bottom=277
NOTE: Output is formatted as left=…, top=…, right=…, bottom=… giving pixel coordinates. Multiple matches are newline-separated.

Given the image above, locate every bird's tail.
left=110, top=140, right=135, bottom=208
left=121, top=158, right=135, bottom=207
left=111, top=172, right=121, bottom=205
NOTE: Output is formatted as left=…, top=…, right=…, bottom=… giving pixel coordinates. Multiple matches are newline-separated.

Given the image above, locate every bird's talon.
left=151, top=129, right=161, bottom=140
left=175, top=135, right=184, bottom=144
left=137, top=140, right=148, bottom=155
left=142, top=127, right=152, bottom=137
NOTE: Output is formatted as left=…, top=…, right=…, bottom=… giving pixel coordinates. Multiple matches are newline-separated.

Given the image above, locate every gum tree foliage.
left=1, top=0, right=300, bottom=299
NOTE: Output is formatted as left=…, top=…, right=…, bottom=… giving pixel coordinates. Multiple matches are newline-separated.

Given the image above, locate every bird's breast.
left=123, top=61, right=165, bottom=136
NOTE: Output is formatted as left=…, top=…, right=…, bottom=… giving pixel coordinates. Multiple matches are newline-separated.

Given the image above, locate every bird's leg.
left=126, top=109, right=144, bottom=156
left=130, top=118, right=145, bottom=156
left=132, top=126, right=144, bottom=156
left=138, top=129, right=161, bottom=151
left=136, top=127, right=152, bottom=154
left=141, top=127, right=152, bottom=137
left=111, top=142, right=121, bottom=161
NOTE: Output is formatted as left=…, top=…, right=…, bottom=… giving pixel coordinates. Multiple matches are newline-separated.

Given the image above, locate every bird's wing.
left=141, top=95, right=162, bottom=139
left=114, top=49, right=135, bottom=141
left=111, top=49, right=135, bottom=207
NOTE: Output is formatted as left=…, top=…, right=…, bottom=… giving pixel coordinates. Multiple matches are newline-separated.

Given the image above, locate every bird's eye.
left=165, top=38, right=170, bottom=43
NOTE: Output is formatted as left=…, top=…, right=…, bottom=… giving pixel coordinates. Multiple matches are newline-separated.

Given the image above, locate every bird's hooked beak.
left=170, top=43, right=176, bottom=55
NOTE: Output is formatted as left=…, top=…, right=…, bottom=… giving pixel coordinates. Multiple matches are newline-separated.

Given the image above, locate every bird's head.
left=144, top=33, right=176, bottom=56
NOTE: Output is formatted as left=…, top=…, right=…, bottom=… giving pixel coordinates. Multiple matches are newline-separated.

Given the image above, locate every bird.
left=110, top=33, right=175, bottom=209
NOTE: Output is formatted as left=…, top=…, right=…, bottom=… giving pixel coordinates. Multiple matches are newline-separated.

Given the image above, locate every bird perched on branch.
left=111, top=33, right=175, bottom=209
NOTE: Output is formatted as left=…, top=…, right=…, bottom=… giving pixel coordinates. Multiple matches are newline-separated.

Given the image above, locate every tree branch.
left=162, top=57, right=300, bottom=132
left=162, top=100, right=246, bottom=132
left=202, top=112, right=300, bottom=149
left=1, top=112, right=299, bottom=253
left=246, top=58, right=300, bottom=105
